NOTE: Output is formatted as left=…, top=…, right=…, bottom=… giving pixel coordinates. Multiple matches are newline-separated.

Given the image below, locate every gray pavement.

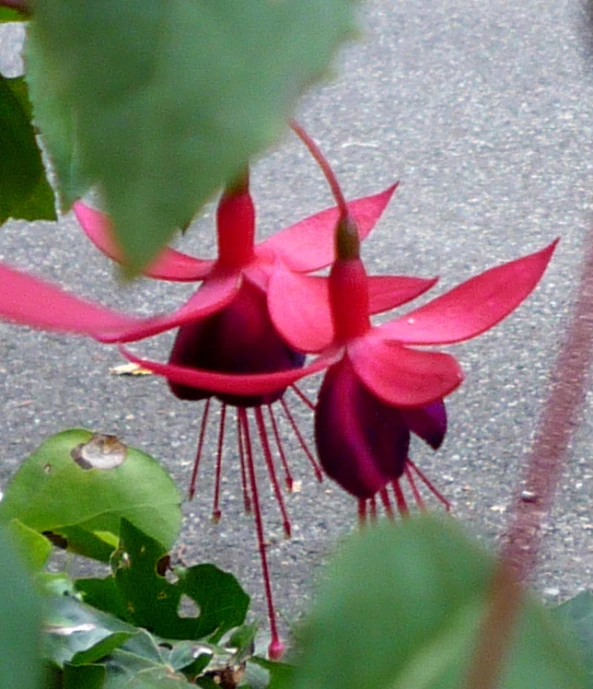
left=2, top=0, right=593, bottom=633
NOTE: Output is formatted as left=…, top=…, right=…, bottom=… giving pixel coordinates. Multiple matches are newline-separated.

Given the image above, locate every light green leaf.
left=290, top=515, right=587, bottom=689
left=26, top=0, right=357, bottom=272
left=0, top=429, right=182, bottom=561
left=0, top=525, right=42, bottom=689
left=554, top=591, right=593, bottom=688
left=42, top=595, right=135, bottom=668
left=5, top=517, right=52, bottom=571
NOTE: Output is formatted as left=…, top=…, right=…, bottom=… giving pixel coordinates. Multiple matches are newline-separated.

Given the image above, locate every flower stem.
left=464, top=228, right=593, bottom=689
left=290, top=120, right=348, bottom=218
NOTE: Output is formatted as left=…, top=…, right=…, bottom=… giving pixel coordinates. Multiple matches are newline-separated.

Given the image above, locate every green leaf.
left=290, top=515, right=587, bottom=689
left=0, top=7, right=26, bottom=22
left=0, top=525, right=42, bottom=689
left=42, top=595, right=136, bottom=669
left=0, top=429, right=182, bottom=562
left=24, top=33, right=90, bottom=211
left=63, top=663, right=106, bottom=689
left=554, top=591, right=593, bottom=687
left=0, top=73, right=56, bottom=223
left=5, top=517, right=52, bottom=571
left=78, top=519, right=250, bottom=641
left=26, top=0, right=357, bottom=272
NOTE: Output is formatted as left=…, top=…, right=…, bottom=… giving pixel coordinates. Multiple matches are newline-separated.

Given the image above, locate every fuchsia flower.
left=0, top=160, right=408, bottom=658
left=126, top=218, right=557, bottom=513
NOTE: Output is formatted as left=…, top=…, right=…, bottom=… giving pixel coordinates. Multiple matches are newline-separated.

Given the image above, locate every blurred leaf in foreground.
left=290, top=515, right=587, bottom=689
left=0, top=525, right=42, bottom=689
left=26, top=0, right=358, bottom=272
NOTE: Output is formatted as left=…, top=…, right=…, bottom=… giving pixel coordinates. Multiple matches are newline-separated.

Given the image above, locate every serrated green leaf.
left=78, top=520, right=249, bottom=641
left=0, top=429, right=182, bottom=562
left=24, top=34, right=90, bottom=210
left=0, top=526, right=42, bottom=689
left=0, top=73, right=56, bottom=223
left=26, top=0, right=357, bottom=272
left=290, top=515, right=587, bottom=689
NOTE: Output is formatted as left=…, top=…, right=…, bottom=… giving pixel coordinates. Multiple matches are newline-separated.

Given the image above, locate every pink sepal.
left=347, top=334, right=464, bottom=407
left=73, top=201, right=214, bottom=281
left=120, top=345, right=342, bottom=396
left=261, top=184, right=398, bottom=272
left=379, top=240, right=558, bottom=345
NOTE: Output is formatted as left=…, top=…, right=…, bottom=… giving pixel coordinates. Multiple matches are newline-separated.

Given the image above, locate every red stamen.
left=404, top=464, right=426, bottom=510
left=255, top=407, right=292, bottom=538
left=392, top=481, right=409, bottom=516
left=267, top=404, right=294, bottom=491
left=357, top=499, right=367, bottom=527
left=379, top=487, right=395, bottom=520
left=279, top=396, right=323, bottom=482
left=290, top=383, right=315, bottom=411
left=189, top=398, right=211, bottom=500
left=238, top=409, right=284, bottom=660
left=407, top=459, right=451, bottom=510
left=369, top=496, right=378, bottom=523
left=211, top=403, right=227, bottom=523
left=236, top=411, right=252, bottom=513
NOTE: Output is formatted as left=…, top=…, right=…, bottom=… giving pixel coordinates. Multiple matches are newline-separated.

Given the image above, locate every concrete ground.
left=2, top=0, right=593, bottom=637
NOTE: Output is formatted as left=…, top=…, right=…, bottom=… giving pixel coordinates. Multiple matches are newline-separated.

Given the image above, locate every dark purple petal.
left=168, top=278, right=305, bottom=407
left=315, top=358, right=410, bottom=499
left=401, top=400, right=447, bottom=449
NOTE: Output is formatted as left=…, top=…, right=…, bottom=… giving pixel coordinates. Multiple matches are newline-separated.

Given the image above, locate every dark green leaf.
left=0, top=429, right=182, bottom=562
left=0, top=7, right=26, bottom=22
left=78, top=519, right=250, bottom=641
left=0, top=73, right=56, bottom=223
left=27, top=0, right=357, bottom=272
left=0, top=525, right=42, bottom=689
left=63, top=663, right=105, bottom=689
left=290, top=515, right=587, bottom=689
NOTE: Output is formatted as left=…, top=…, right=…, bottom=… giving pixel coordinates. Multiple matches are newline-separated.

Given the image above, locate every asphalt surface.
left=2, top=0, right=593, bottom=637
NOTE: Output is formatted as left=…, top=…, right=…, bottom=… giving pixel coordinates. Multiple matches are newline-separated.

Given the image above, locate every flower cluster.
left=0, top=126, right=556, bottom=657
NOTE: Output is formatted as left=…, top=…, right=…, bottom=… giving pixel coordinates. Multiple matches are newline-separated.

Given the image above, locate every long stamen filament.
left=239, top=409, right=284, bottom=660
left=267, top=404, right=294, bottom=491
left=189, top=398, right=211, bottom=500
left=255, top=407, right=292, bottom=538
left=236, top=411, right=252, bottom=513
left=279, top=396, right=323, bottom=481
left=407, top=459, right=451, bottom=510
left=211, top=403, right=227, bottom=523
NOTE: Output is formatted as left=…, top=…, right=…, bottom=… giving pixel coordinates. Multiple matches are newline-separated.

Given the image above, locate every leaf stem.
left=464, top=228, right=593, bottom=689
